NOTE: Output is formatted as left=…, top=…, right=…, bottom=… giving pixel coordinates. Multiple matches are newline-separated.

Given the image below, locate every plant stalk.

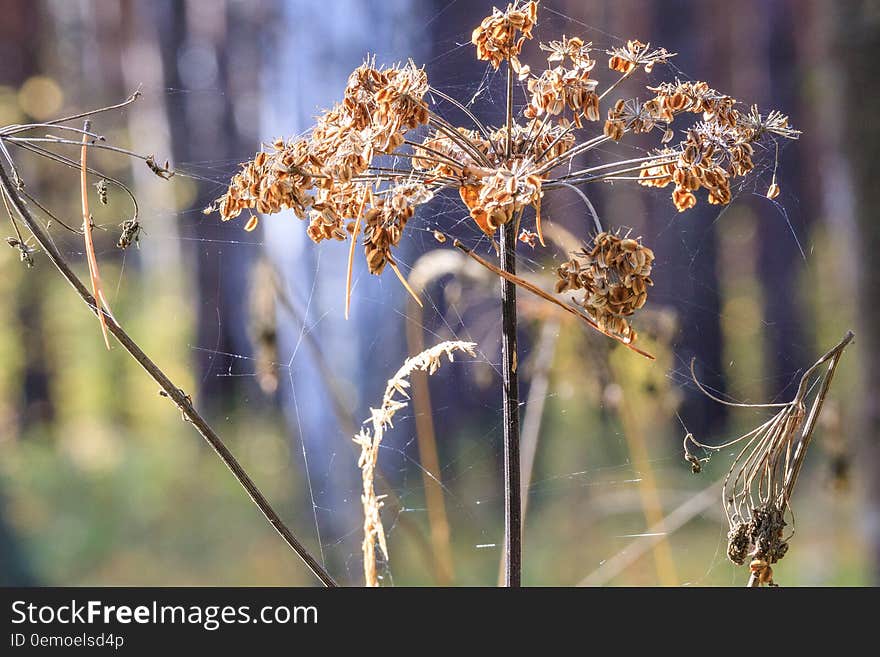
left=0, top=162, right=337, bottom=588
left=499, top=55, right=522, bottom=588
left=499, top=222, right=522, bottom=588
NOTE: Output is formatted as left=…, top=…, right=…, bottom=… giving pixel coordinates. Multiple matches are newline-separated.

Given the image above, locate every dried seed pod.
left=471, top=1, right=538, bottom=69
left=556, top=231, right=654, bottom=343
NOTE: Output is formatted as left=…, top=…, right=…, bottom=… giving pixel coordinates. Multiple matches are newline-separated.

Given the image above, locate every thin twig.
left=579, top=477, right=722, bottom=586
left=519, top=319, right=559, bottom=528
left=0, top=162, right=337, bottom=587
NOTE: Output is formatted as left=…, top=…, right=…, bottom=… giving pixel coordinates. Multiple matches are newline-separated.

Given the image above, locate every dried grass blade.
left=80, top=124, right=111, bottom=349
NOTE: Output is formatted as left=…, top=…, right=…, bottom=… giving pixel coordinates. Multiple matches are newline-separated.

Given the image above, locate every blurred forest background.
left=0, top=0, right=878, bottom=586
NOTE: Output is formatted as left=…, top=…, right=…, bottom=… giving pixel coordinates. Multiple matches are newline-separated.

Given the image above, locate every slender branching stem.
left=427, top=115, right=493, bottom=167
left=598, top=71, right=633, bottom=102
left=0, top=162, right=338, bottom=588
left=401, top=140, right=465, bottom=170
left=3, top=136, right=156, bottom=162
left=534, top=134, right=610, bottom=175
left=428, top=86, right=492, bottom=141
left=499, top=57, right=522, bottom=588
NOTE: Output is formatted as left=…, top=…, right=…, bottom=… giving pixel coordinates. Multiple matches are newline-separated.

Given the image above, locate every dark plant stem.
left=499, top=218, right=522, bottom=588
left=0, top=163, right=337, bottom=588
left=499, top=57, right=521, bottom=588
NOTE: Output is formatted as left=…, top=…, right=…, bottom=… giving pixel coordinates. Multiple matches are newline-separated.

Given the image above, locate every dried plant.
left=211, top=3, right=796, bottom=343
left=684, top=331, right=854, bottom=586
left=555, top=231, right=654, bottom=343
left=0, top=98, right=336, bottom=587
left=210, top=0, right=800, bottom=586
left=354, top=340, right=477, bottom=586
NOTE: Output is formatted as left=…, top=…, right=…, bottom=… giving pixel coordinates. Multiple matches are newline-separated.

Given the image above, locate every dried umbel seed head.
left=459, top=160, right=544, bottom=236
left=343, top=58, right=430, bottom=147
left=471, top=1, right=538, bottom=71
left=363, top=183, right=434, bottom=274
left=213, top=138, right=315, bottom=222
left=607, top=40, right=672, bottom=74
left=555, top=231, right=655, bottom=343
left=208, top=0, right=799, bottom=334
left=647, top=79, right=737, bottom=126
left=541, top=35, right=594, bottom=66
left=525, top=38, right=600, bottom=128
left=638, top=127, right=744, bottom=212
left=210, top=57, right=434, bottom=279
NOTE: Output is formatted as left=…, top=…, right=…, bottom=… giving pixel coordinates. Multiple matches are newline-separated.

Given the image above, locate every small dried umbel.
left=555, top=231, right=654, bottom=343
left=526, top=36, right=600, bottom=128
left=471, top=1, right=538, bottom=71
left=363, top=183, right=434, bottom=274
left=211, top=1, right=798, bottom=350
left=684, top=331, right=854, bottom=586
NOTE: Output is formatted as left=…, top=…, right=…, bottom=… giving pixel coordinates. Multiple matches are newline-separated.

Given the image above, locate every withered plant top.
left=210, top=1, right=799, bottom=347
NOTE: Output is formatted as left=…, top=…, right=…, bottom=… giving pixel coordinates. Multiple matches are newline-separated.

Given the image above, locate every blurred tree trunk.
left=652, top=0, right=727, bottom=436
left=1, top=0, right=54, bottom=431
left=153, top=0, right=265, bottom=410
left=750, top=0, right=812, bottom=394
left=838, top=0, right=880, bottom=584
left=0, top=0, right=40, bottom=584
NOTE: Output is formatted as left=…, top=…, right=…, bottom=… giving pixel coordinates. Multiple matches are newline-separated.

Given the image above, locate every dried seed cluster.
left=210, top=59, right=432, bottom=270
left=212, top=1, right=798, bottom=347
left=363, top=183, right=434, bottom=274
left=607, top=39, right=672, bottom=75
left=555, top=231, right=654, bottom=342
left=459, top=160, right=544, bottom=235
left=471, top=0, right=537, bottom=72
left=600, top=79, right=794, bottom=212
left=727, top=507, right=788, bottom=568
left=526, top=36, right=599, bottom=128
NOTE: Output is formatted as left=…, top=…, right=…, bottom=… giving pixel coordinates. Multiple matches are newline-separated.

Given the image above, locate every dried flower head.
left=211, top=1, right=798, bottom=350
left=555, top=231, right=654, bottom=343
left=471, top=1, right=538, bottom=72
left=363, top=182, right=434, bottom=274
left=607, top=40, right=673, bottom=74
left=684, top=332, right=853, bottom=586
